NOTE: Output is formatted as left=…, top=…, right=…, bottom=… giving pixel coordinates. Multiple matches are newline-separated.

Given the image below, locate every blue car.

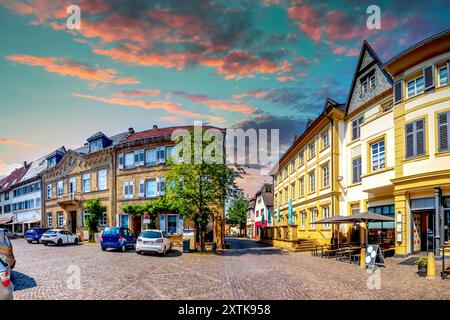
left=24, top=227, right=49, bottom=244
left=100, top=227, right=136, bottom=252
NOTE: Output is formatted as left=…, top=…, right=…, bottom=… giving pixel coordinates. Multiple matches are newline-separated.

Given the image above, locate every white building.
left=253, top=183, right=274, bottom=239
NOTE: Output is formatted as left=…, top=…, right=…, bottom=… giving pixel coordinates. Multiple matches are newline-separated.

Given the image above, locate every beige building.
left=42, top=131, right=129, bottom=237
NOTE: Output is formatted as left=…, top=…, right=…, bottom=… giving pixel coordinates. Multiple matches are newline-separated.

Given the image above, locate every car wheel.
left=57, top=239, right=63, bottom=246
left=121, top=244, right=126, bottom=252
left=27, top=240, right=32, bottom=244
left=136, top=250, right=141, bottom=255
left=44, top=242, right=48, bottom=246
left=74, top=238, right=79, bottom=245
left=101, top=246, right=106, bottom=251
left=37, top=237, right=42, bottom=244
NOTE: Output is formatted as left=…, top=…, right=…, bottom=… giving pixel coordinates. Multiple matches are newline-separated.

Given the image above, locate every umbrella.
left=276, top=207, right=280, bottom=224
left=267, top=208, right=272, bottom=224
left=311, top=215, right=347, bottom=249
left=288, top=200, right=293, bottom=225
left=339, top=211, right=394, bottom=245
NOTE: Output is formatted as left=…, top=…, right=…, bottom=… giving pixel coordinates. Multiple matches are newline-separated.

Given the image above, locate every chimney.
left=128, top=127, right=135, bottom=134
left=153, top=125, right=158, bottom=130
left=23, top=161, right=27, bottom=168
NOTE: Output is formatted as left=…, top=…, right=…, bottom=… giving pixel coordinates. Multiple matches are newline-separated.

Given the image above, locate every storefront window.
left=368, top=205, right=395, bottom=247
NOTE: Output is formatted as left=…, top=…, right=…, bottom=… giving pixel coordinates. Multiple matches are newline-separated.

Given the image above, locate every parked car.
left=0, top=258, right=13, bottom=300
left=100, top=227, right=136, bottom=252
left=24, top=227, right=50, bottom=244
left=41, top=229, right=79, bottom=246
left=0, top=229, right=15, bottom=269
left=136, top=230, right=173, bottom=256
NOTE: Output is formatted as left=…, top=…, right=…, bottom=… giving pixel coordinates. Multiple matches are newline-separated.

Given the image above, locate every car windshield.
left=45, top=230, right=57, bottom=235
left=103, top=228, right=120, bottom=235
left=140, top=231, right=161, bottom=239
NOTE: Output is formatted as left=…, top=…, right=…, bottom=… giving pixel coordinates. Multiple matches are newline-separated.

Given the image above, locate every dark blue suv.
left=100, top=227, right=136, bottom=252
left=24, top=227, right=49, bottom=244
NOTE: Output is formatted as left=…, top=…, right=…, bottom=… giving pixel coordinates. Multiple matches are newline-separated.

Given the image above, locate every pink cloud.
left=346, top=48, right=360, bottom=57
left=288, top=5, right=323, bottom=42
left=276, top=76, right=295, bottom=83
left=0, top=138, right=32, bottom=147
left=333, top=46, right=347, bottom=55
left=113, top=90, right=162, bottom=98
left=7, top=54, right=139, bottom=85
left=172, top=93, right=257, bottom=115
left=72, top=93, right=224, bottom=123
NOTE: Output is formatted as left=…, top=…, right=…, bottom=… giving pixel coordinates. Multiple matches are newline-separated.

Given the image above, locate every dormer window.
left=47, top=157, right=57, bottom=168
left=361, top=71, right=376, bottom=94
left=90, top=139, right=103, bottom=152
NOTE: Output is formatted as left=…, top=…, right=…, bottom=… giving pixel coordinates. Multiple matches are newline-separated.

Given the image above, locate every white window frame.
left=309, top=143, right=316, bottom=159
left=57, top=181, right=64, bottom=196
left=323, top=206, right=330, bottom=229
left=83, top=210, right=89, bottom=226
left=322, top=164, right=329, bottom=188
left=371, top=139, right=386, bottom=172
left=438, top=66, right=449, bottom=87
left=146, top=149, right=156, bottom=165
left=310, top=208, right=317, bottom=230
left=57, top=212, right=64, bottom=227
left=46, top=184, right=52, bottom=200
left=156, top=147, right=166, bottom=164
left=322, top=131, right=329, bottom=148
left=406, top=76, right=425, bottom=98
left=68, top=177, right=77, bottom=194
left=309, top=171, right=316, bottom=193
left=47, top=214, right=53, bottom=227
left=145, top=179, right=157, bottom=198
left=123, top=181, right=134, bottom=199
left=97, top=169, right=107, bottom=191
left=99, top=211, right=107, bottom=227
left=82, top=173, right=91, bottom=193
left=124, top=152, right=135, bottom=169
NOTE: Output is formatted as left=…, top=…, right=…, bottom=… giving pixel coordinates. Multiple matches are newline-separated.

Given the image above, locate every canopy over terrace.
left=311, top=212, right=394, bottom=247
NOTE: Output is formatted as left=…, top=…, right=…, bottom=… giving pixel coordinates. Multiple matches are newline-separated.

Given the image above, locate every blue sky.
left=0, top=0, right=449, bottom=194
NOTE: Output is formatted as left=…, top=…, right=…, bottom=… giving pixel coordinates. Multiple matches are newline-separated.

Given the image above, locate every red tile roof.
left=126, top=125, right=224, bottom=141
left=0, top=165, right=29, bottom=192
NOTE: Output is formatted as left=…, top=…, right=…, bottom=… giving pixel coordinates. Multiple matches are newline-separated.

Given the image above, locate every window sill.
left=319, top=185, right=330, bottom=191
left=348, top=182, right=362, bottom=187
left=435, top=150, right=450, bottom=158
left=347, top=138, right=360, bottom=147
left=361, top=166, right=394, bottom=178
left=402, top=154, right=429, bottom=164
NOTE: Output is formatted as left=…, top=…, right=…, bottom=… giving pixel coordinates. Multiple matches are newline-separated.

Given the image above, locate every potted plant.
left=415, top=257, right=427, bottom=277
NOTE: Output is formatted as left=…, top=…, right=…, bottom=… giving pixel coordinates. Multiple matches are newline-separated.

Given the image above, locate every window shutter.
left=416, top=119, right=425, bottom=156
left=405, top=123, right=414, bottom=158
left=134, top=150, right=140, bottom=166
left=394, top=80, right=403, bottom=104
left=160, top=214, right=166, bottom=232
left=423, top=65, right=434, bottom=90
left=139, top=149, right=145, bottom=166
left=123, top=184, right=127, bottom=197
left=139, top=180, right=145, bottom=198
left=129, top=181, right=134, bottom=198
left=438, top=112, right=449, bottom=152
left=118, top=153, right=124, bottom=170
left=352, top=158, right=357, bottom=183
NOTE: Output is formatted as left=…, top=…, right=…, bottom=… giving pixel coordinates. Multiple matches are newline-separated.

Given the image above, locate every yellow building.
left=385, top=29, right=450, bottom=257
left=270, top=98, right=344, bottom=250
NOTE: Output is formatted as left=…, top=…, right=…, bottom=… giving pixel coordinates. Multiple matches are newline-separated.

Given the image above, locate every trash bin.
left=183, top=238, right=190, bottom=253
left=212, top=242, right=217, bottom=253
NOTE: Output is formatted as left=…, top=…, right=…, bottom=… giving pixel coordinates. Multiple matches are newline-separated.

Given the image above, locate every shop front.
left=368, top=204, right=395, bottom=249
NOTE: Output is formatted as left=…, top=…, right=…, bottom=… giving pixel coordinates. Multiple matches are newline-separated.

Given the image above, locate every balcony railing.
left=57, top=193, right=82, bottom=204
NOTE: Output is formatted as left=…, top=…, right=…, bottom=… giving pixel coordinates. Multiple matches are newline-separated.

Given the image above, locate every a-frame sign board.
left=365, top=244, right=385, bottom=270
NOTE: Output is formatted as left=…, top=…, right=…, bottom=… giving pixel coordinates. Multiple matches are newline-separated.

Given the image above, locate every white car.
left=136, top=230, right=173, bottom=256
left=41, top=229, right=79, bottom=246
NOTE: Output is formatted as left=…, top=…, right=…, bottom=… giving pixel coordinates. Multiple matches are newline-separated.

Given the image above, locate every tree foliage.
left=227, top=196, right=249, bottom=232
left=84, top=199, right=105, bottom=241
left=163, top=129, right=243, bottom=249
left=122, top=198, right=176, bottom=230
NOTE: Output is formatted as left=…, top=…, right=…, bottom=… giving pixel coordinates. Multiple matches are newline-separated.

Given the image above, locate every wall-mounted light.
left=396, top=211, right=402, bottom=243
left=337, top=176, right=344, bottom=181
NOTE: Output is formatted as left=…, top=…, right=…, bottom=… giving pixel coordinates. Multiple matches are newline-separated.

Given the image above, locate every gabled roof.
left=45, top=146, right=67, bottom=160
left=20, top=147, right=66, bottom=183
left=255, top=183, right=274, bottom=208
left=86, top=131, right=110, bottom=143
left=74, top=131, right=129, bottom=154
left=0, top=165, right=29, bottom=192
left=344, top=40, right=393, bottom=115
left=126, top=125, right=224, bottom=142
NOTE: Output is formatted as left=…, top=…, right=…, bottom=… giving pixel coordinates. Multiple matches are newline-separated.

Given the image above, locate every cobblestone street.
left=11, top=237, right=450, bottom=300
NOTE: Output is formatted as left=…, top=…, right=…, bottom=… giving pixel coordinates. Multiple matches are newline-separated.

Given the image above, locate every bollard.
left=360, top=248, right=366, bottom=269
left=427, top=251, right=436, bottom=279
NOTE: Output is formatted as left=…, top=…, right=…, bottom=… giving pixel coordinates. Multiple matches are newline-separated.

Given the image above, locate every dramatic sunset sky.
left=0, top=0, right=449, bottom=195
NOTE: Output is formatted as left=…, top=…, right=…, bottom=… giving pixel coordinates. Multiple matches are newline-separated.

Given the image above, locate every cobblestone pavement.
left=11, top=237, right=450, bottom=300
